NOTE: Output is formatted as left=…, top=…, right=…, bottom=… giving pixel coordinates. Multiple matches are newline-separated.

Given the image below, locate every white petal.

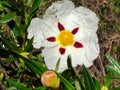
left=27, top=17, right=60, bottom=48
left=71, top=49, right=93, bottom=67
left=44, top=0, right=75, bottom=19
left=39, top=19, right=59, bottom=47
left=74, top=6, right=99, bottom=32
left=85, top=33, right=100, bottom=61
left=42, top=46, right=70, bottom=72
left=70, top=33, right=99, bottom=67
left=27, top=18, right=44, bottom=48
left=42, top=46, right=59, bottom=71
left=27, top=18, right=42, bottom=39
left=58, top=55, right=68, bottom=72
left=51, top=6, right=99, bottom=33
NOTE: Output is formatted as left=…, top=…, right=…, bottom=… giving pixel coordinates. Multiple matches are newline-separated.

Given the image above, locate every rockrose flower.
left=27, top=0, right=100, bottom=72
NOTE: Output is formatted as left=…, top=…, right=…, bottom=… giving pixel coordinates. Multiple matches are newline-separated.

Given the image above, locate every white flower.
left=27, top=0, right=100, bottom=72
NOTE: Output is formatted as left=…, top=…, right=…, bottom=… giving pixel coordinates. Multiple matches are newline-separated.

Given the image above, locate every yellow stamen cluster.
left=57, top=30, right=74, bottom=47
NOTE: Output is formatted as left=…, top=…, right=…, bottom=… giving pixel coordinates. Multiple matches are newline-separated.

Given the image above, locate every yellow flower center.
left=57, top=30, right=74, bottom=47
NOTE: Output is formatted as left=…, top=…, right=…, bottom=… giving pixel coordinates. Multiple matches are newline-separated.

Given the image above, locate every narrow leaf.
left=0, top=13, right=15, bottom=23
left=56, top=72, right=75, bottom=90
left=32, top=60, right=48, bottom=73
left=55, top=58, right=60, bottom=71
left=94, top=78, right=101, bottom=90
left=74, top=79, right=82, bottom=90
left=6, top=79, right=30, bottom=90
left=17, top=53, right=47, bottom=75
left=105, top=71, right=113, bottom=87
left=1, top=38, right=20, bottom=53
left=83, top=65, right=96, bottom=90
left=28, top=0, right=42, bottom=21
left=30, top=0, right=42, bottom=14
left=67, top=55, right=76, bottom=75
left=106, top=55, right=120, bottom=75
left=35, top=86, right=46, bottom=90
left=106, top=65, right=120, bottom=75
left=115, top=46, right=120, bottom=52
left=24, top=37, right=33, bottom=52
left=4, top=57, right=17, bottom=62
left=12, top=25, right=26, bottom=37
left=0, top=1, right=11, bottom=7
left=112, top=87, right=120, bottom=90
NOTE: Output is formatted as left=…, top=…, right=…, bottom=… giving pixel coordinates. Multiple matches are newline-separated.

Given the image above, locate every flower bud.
left=41, top=70, right=60, bottom=89
left=101, top=86, right=108, bottom=90
left=0, top=72, right=4, bottom=81
left=20, top=52, right=28, bottom=68
left=20, top=52, right=28, bottom=58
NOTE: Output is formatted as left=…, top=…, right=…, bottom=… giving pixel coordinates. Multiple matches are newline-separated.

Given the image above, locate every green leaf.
left=6, top=86, right=18, bottom=90
left=0, top=1, right=11, bottom=7
left=106, top=55, right=120, bottom=75
left=28, top=0, right=42, bottom=21
left=74, top=78, right=82, bottom=90
left=112, top=87, right=120, bottom=90
left=74, top=74, right=85, bottom=90
left=32, top=60, right=48, bottom=73
left=30, top=0, right=42, bottom=14
left=17, top=53, right=47, bottom=75
left=55, top=58, right=60, bottom=71
left=106, top=65, right=120, bottom=76
left=56, top=72, right=75, bottom=90
left=27, top=0, right=32, bottom=6
left=0, top=13, right=16, bottom=23
left=6, top=79, right=30, bottom=90
left=83, top=65, right=96, bottom=90
left=4, top=57, right=17, bottom=62
left=12, top=25, right=21, bottom=36
left=67, top=55, right=76, bottom=75
left=94, top=79, right=101, bottom=90
left=35, top=86, right=46, bottom=90
left=1, top=38, right=20, bottom=53
left=5, top=1, right=21, bottom=15
left=105, top=71, right=113, bottom=87
left=12, top=25, right=26, bottom=37
left=115, top=46, right=120, bottom=52
left=115, top=0, right=120, bottom=8
left=24, top=37, right=33, bottom=52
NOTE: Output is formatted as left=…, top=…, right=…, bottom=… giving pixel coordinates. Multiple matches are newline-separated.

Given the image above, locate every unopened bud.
left=20, top=52, right=28, bottom=58
left=101, top=86, right=108, bottom=90
left=0, top=72, right=4, bottom=81
left=41, top=70, right=60, bottom=89
left=20, top=52, right=28, bottom=68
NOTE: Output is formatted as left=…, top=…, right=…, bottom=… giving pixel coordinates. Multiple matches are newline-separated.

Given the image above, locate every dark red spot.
left=46, top=37, right=56, bottom=42
left=58, top=22, right=65, bottom=31
left=59, top=47, right=66, bottom=55
left=72, top=27, right=79, bottom=34
left=74, top=42, right=83, bottom=48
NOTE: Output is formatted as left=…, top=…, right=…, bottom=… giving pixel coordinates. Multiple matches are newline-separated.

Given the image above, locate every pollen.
left=57, top=30, right=74, bottom=47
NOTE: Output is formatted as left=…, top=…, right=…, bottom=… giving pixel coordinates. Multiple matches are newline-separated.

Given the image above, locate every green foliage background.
left=0, top=0, right=120, bottom=90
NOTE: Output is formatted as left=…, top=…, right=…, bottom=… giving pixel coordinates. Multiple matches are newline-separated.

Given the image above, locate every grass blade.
left=28, top=0, right=42, bottom=21
left=83, top=65, right=96, bottom=90
left=1, top=38, right=20, bottom=53
left=6, top=79, right=30, bottom=90
left=0, top=13, right=15, bottom=23
left=56, top=72, right=75, bottom=90
left=17, top=53, right=47, bottom=75
left=106, top=55, right=120, bottom=75
left=35, top=86, right=46, bottom=90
